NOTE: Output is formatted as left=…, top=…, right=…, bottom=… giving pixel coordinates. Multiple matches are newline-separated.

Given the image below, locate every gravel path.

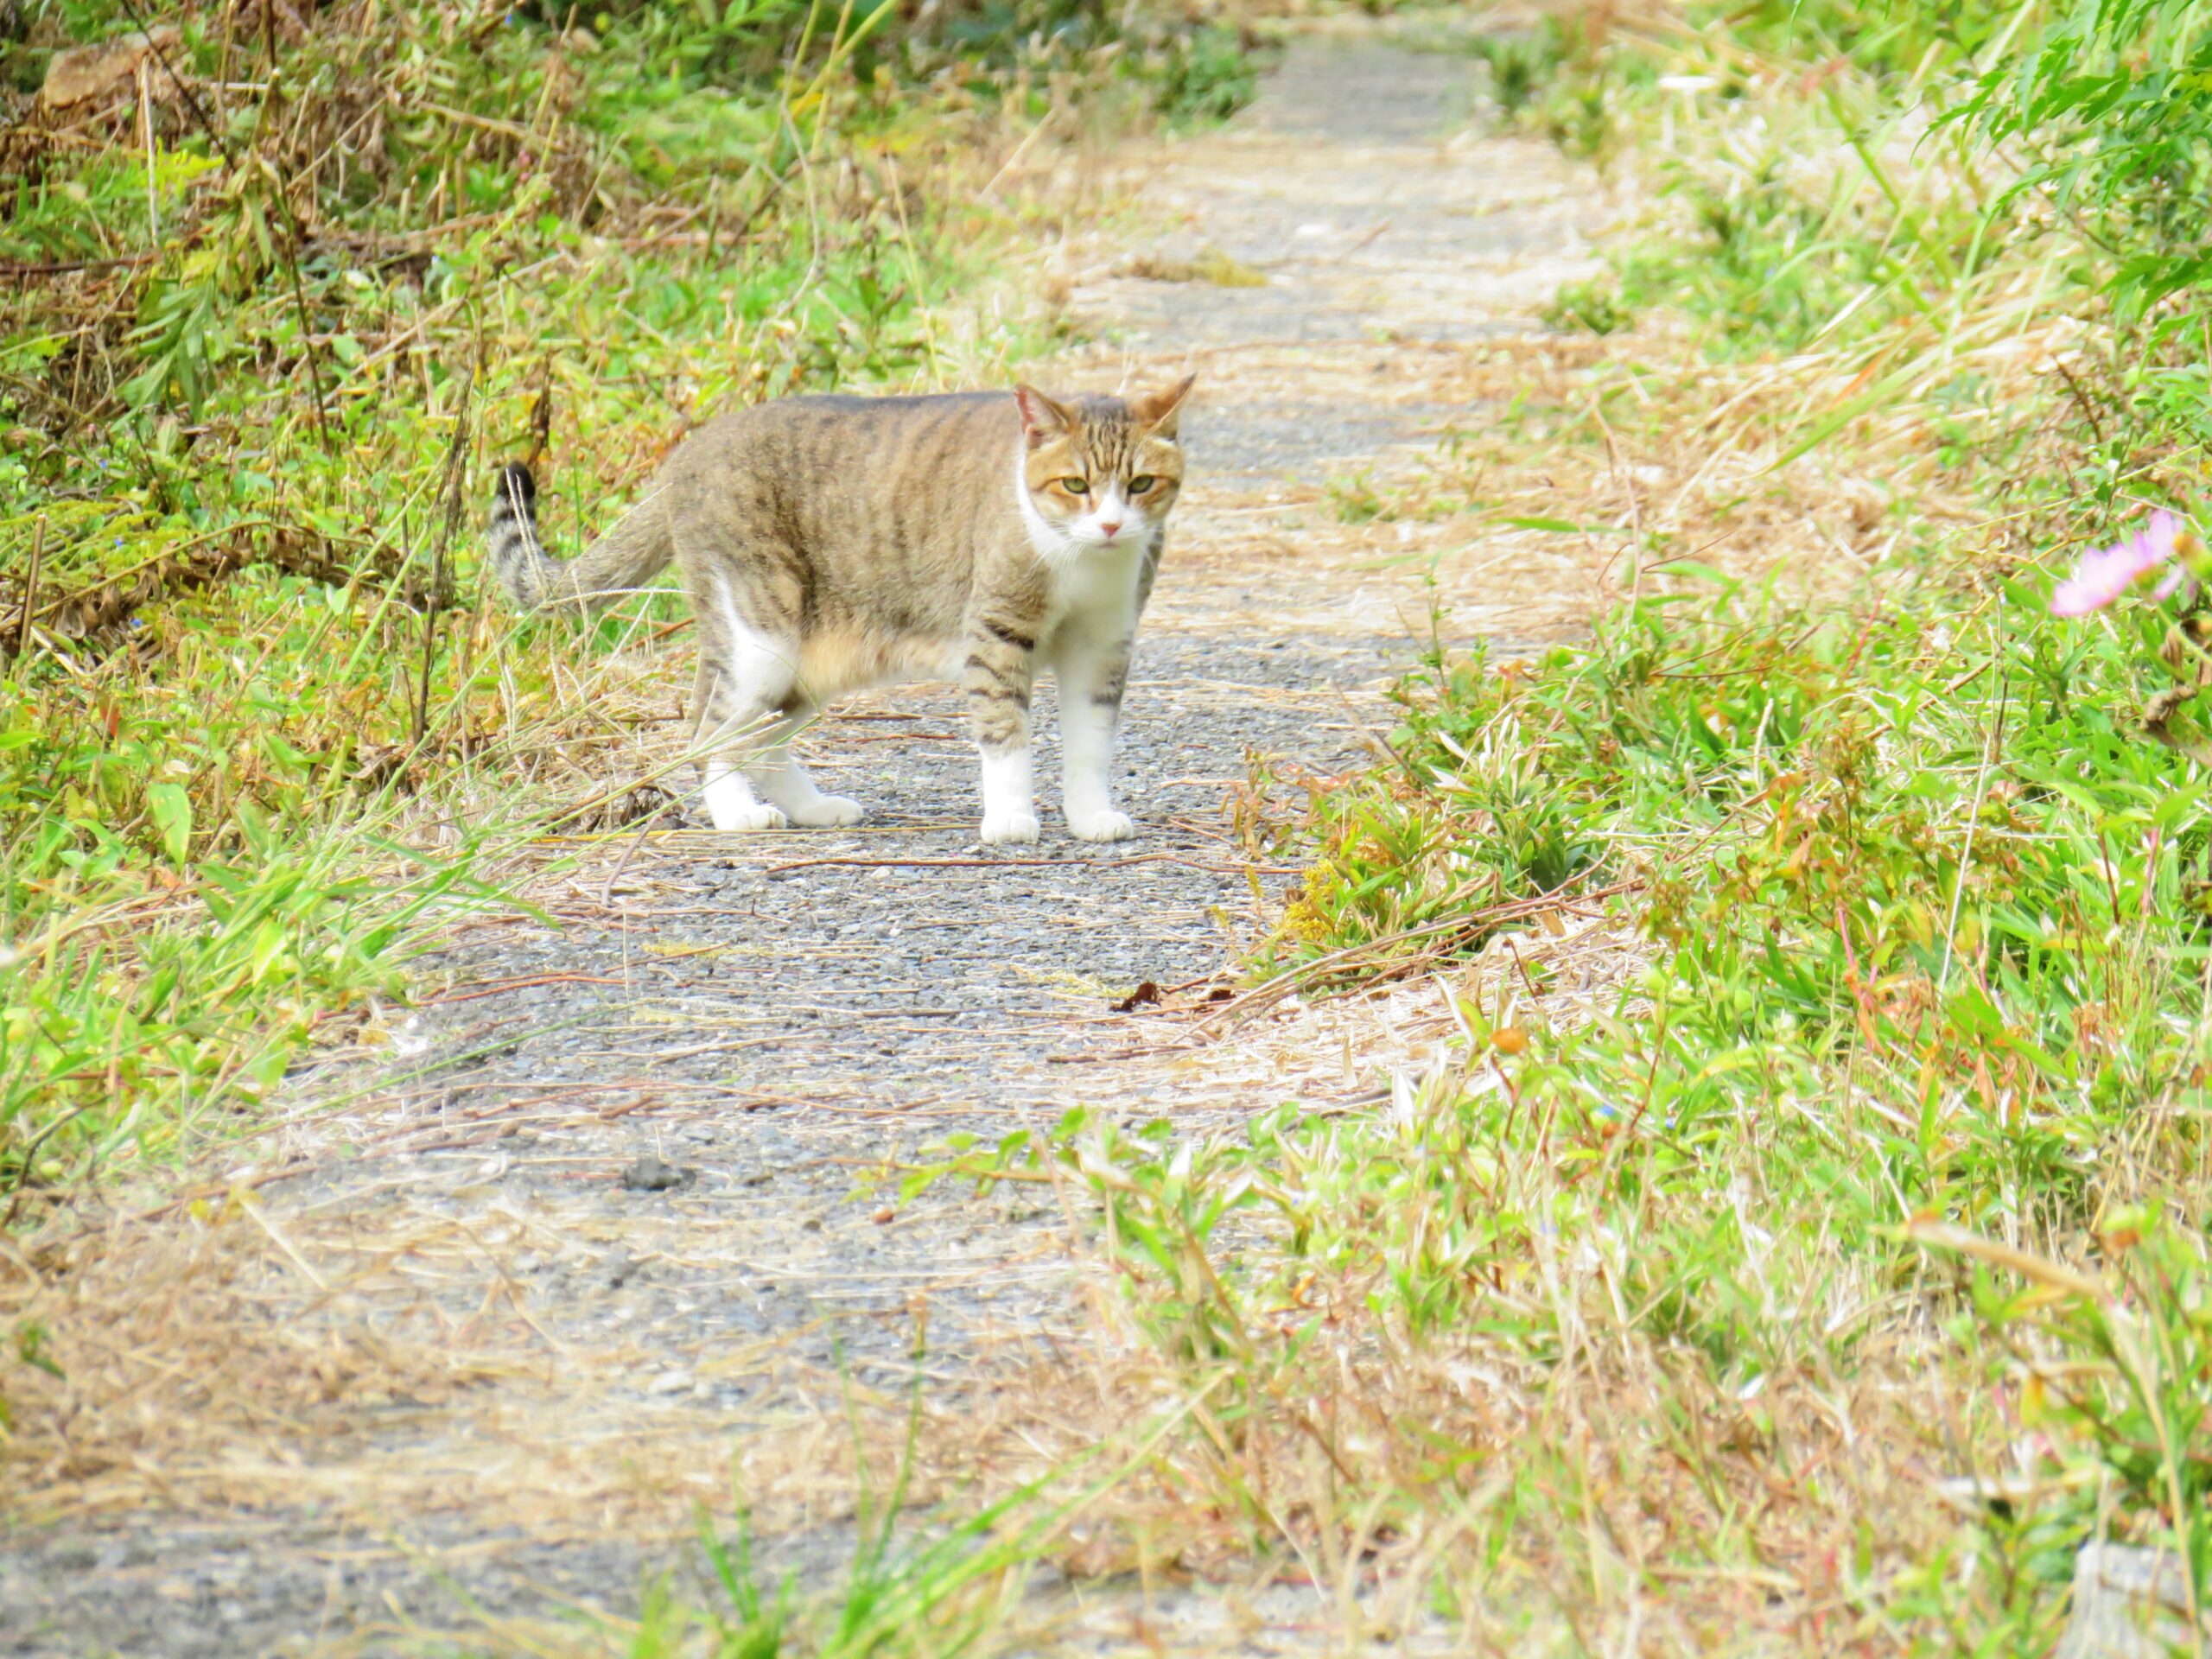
left=3, top=28, right=1604, bottom=1656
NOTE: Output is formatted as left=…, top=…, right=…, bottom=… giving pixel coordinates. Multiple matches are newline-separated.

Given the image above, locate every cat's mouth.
left=1075, top=516, right=1144, bottom=547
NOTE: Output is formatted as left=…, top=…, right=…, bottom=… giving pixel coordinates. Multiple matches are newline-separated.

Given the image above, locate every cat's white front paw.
left=789, top=794, right=866, bottom=828
left=1068, top=809, right=1135, bottom=842
left=980, top=809, right=1041, bottom=845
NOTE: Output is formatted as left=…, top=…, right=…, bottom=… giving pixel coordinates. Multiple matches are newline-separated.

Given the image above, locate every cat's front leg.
left=1056, top=633, right=1135, bottom=842
left=965, top=617, right=1039, bottom=845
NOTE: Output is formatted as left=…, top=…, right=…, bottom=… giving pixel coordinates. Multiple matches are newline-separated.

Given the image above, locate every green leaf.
left=250, top=917, right=289, bottom=982
left=1643, top=558, right=1740, bottom=591
left=1498, top=515, right=1621, bottom=534
left=146, top=783, right=193, bottom=866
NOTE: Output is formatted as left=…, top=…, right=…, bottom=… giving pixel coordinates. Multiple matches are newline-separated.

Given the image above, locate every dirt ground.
left=2, top=24, right=1618, bottom=1656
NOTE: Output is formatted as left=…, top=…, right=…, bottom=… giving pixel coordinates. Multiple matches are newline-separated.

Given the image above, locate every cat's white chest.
left=1042, top=541, right=1144, bottom=650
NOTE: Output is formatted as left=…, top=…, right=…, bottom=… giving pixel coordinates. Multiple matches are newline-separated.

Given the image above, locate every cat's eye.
left=1128, top=475, right=1158, bottom=493
left=1058, top=478, right=1090, bottom=495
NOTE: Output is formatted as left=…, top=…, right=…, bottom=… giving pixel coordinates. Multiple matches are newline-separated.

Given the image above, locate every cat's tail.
left=486, top=462, right=673, bottom=617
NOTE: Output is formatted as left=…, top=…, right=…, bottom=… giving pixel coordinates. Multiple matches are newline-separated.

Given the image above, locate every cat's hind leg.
left=690, top=642, right=791, bottom=833
left=752, top=694, right=864, bottom=828
left=690, top=578, right=862, bottom=831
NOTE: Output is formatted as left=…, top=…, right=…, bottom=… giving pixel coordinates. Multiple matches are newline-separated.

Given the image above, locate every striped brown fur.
left=486, top=378, right=1194, bottom=842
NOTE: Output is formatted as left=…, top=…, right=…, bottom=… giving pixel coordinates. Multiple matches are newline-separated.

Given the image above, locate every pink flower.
left=2051, top=511, right=2184, bottom=616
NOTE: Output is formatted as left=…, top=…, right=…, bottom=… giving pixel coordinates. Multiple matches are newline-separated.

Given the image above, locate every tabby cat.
left=486, top=377, right=1194, bottom=843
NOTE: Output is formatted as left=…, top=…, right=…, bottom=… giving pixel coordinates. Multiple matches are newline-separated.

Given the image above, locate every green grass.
left=0, top=0, right=1260, bottom=1214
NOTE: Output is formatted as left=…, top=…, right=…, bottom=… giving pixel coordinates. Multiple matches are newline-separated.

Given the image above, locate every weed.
left=1541, top=276, right=1630, bottom=336
left=1325, top=468, right=1390, bottom=524
left=1471, top=23, right=1567, bottom=120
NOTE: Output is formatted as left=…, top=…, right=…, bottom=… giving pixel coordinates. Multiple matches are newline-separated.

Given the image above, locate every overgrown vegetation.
left=26, top=0, right=2212, bottom=1646
left=0, top=0, right=1256, bottom=1211
left=890, top=0, right=2212, bottom=1646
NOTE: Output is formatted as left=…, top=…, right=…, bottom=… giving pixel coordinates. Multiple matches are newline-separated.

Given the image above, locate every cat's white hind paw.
left=789, top=794, right=866, bottom=828
left=1068, top=809, right=1135, bottom=842
left=709, top=800, right=789, bottom=832
left=703, top=770, right=787, bottom=832
left=981, top=809, right=1041, bottom=845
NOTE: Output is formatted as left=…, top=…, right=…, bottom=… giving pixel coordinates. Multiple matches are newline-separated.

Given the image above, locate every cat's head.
left=1014, top=376, right=1195, bottom=554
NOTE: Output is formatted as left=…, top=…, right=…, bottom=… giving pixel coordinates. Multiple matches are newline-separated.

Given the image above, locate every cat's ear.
left=1132, top=373, right=1197, bottom=441
left=1014, top=385, right=1075, bottom=448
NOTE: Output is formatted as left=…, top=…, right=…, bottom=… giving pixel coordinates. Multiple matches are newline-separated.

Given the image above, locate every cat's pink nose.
left=1097, top=518, right=1122, bottom=537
